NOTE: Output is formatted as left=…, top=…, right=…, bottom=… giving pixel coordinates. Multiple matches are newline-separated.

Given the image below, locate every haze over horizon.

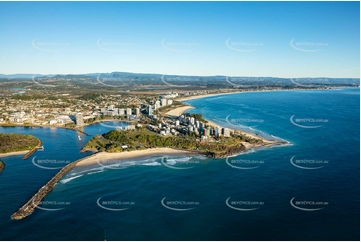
left=0, top=1, right=359, bottom=78
left=0, top=71, right=360, bottom=80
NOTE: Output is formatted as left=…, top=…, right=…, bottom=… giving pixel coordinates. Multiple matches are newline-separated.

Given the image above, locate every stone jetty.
left=11, top=153, right=98, bottom=220
left=21, top=140, right=43, bottom=160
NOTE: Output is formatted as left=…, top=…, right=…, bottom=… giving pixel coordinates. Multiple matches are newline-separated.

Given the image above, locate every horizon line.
left=0, top=71, right=359, bottom=79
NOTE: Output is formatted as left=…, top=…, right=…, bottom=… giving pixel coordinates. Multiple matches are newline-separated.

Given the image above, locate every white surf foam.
left=194, top=155, right=207, bottom=160
left=88, top=170, right=105, bottom=175
left=167, top=157, right=193, bottom=163
left=142, top=161, right=161, bottom=166
left=165, top=160, right=177, bottom=165
left=60, top=174, right=84, bottom=184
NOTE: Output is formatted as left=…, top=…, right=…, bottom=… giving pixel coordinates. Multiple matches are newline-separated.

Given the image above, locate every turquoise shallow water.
left=0, top=88, right=359, bottom=240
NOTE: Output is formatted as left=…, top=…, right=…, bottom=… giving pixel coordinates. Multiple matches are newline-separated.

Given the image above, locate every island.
left=0, top=133, right=42, bottom=159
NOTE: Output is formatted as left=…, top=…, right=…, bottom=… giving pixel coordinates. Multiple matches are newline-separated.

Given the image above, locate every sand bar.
left=0, top=150, right=29, bottom=158
left=76, top=148, right=193, bottom=166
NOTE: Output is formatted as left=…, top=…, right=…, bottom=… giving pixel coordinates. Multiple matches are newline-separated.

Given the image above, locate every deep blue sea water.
left=0, top=88, right=359, bottom=240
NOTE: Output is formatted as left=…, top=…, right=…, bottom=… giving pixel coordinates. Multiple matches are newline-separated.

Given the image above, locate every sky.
left=0, top=1, right=359, bottom=78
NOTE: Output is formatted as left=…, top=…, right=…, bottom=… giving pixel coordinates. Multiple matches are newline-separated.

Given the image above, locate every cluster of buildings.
left=147, top=114, right=231, bottom=140
left=1, top=91, right=233, bottom=142
left=159, top=92, right=179, bottom=99
left=97, top=106, right=140, bottom=119
left=0, top=93, right=149, bottom=126
left=4, top=110, right=74, bottom=126
left=146, top=97, right=173, bottom=116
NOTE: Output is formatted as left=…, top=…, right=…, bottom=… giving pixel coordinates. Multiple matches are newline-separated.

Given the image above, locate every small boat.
left=38, top=146, right=44, bottom=151
left=78, top=135, right=81, bottom=140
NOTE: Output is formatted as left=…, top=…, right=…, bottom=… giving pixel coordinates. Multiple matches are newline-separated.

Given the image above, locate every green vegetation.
left=11, top=94, right=46, bottom=100
left=0, top=123, right=17, bottom=127
left=64, top=123, right=77, bottom=129
left=78, top=93, right=102, bottom=101
left=9, top=94, right=68, bottom=102
left=83, top=128, right=264, bottom=158
left=0, top=133, right=40, bottom=153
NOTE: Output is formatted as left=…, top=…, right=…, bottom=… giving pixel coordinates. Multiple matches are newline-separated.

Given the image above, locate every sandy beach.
left=0, top=150, right=28, bottom=158
left=176, top=92, right=243, bottom=101
left=176, top=89, right=292, bottom=102
left=166, top=105, right=194, bottom=116
left=76, top=148, right=193, bottom=166
left=173, top=94, right=275, bottom=144
left=77, top=91, right=283, bottom=167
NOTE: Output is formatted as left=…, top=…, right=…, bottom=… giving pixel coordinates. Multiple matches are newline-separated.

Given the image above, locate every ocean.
left=0, top=88, right=359, bottom=240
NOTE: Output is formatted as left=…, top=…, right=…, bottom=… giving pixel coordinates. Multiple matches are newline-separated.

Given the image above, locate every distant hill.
left=0, top=72, right=359, bottom=87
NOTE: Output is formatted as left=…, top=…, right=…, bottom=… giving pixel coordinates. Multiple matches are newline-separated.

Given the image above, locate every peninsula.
left=79, top=106, right=287, bottom=166
left=11, top=92, right=288, bottom=220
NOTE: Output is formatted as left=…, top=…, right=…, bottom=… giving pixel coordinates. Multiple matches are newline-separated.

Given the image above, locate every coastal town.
left=0, top=82, right=344, bottom=134
left=0, top=78, right=355, bottom=222
left=0, top=90, right=209, bottom=127
left=1, top=82, right=351, bottom=148
left=0, top=0, right=359, bottom=240
left=0, top=85, right=245, bottom=143
left=5, top=89, right=282, bottom=221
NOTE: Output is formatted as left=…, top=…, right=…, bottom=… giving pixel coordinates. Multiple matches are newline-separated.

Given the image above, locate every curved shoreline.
left=175, top=86, right=354, bottom=102
left=7, top=87, right=354, bottom=221
left=10, top=89, right=294, bottom=220
left=165, top=106, right=194, bottom=116
left=76, top=148, right=194, bottom=167
left=167, top=104, right=282, bottom=144
left=78, top=96, right=289, bottom=166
